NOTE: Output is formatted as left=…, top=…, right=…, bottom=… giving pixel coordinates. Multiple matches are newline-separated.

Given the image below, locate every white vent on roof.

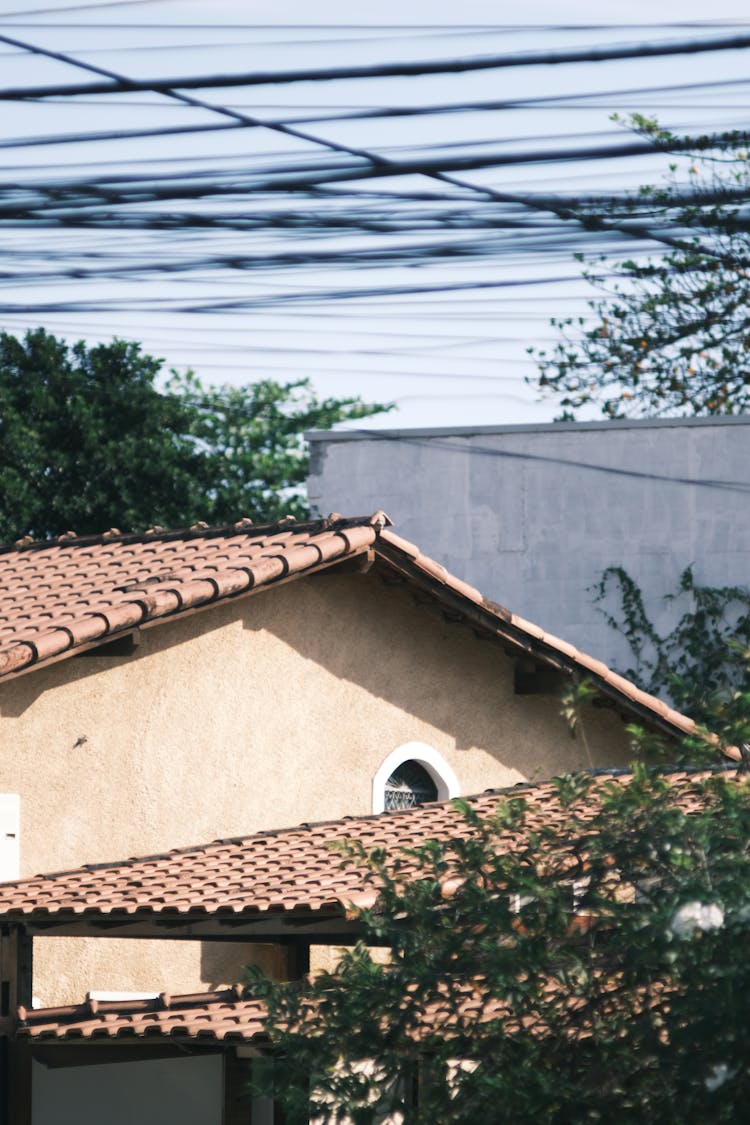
left=0, top=795, right=19, bottom=882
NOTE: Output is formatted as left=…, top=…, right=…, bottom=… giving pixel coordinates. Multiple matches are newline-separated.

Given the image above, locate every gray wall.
left=308, top=417, right=750, bottom=679
left=32, top=1053, right=223, bottom=1125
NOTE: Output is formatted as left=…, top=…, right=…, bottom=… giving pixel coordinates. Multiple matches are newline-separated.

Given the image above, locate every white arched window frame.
left=372, top=743, right=460, bottom=814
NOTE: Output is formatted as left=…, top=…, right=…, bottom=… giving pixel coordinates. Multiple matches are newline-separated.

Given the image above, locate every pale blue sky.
left=2, top=0, right=749, bottom=427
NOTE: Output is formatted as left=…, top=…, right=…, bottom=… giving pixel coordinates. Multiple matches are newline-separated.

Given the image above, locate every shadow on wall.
left=200, top=941, right=289, bottom=989
left=241, top=568, right=631, bottom=776
left=0, top=599, right=241, bottom=718
left=0, top=565, right=630, bottom=778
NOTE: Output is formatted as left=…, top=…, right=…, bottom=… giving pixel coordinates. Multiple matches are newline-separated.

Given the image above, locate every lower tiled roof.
left=0, top=770, right=730, bottom=924
left=15, top=975, right=668, bottom=1049
left=17, top=986, right=266, bottom=1043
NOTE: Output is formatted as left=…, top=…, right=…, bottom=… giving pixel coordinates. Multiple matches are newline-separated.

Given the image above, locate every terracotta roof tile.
left=14, top=981, right=525, bottom=1046
left=376, top=530, right=698, bottom=740
left=445, top=576, right=484, bottom=605
left=17, top=954, right=682, bottom=1055
left=379, top=530, right=421, bottom=558
left=0, top=516, right=379, bottom=679
left=506, top=614, right=546, bottom=642
left=0, top=769, right=735, bottom=925
left=0, top=512, right=696, bottom=739
left=17, top=986, right=267, bottom=1044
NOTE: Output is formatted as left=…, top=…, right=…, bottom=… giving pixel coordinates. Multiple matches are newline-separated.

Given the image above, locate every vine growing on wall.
left=592, top=565, right=750, bottom=758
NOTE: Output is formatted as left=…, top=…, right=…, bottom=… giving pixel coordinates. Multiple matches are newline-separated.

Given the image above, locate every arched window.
left=384, top=760, right=438, bottom=811
left=373, top=743, right=459, bottom=814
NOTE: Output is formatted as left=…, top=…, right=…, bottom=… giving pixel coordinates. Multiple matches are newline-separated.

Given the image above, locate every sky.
left=2, top=0, right=750, bottom=428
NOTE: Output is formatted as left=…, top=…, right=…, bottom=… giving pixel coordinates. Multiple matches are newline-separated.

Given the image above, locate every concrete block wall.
left=307, top=416, right=750, bottom=682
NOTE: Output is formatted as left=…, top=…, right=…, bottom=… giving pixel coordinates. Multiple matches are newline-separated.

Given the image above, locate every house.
left=307, top=415, right=750, bottom=674
left=0, top=766, right=731, bottom=1125
left=0, top=512, right=694, bottom=1007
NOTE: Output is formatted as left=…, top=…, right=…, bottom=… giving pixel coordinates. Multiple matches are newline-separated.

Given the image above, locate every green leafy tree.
left=533, top=119, right=750, bottom=419
left=251, top=768, right=750, bottom=1123
left=166, top=369, right=383, bottom=526
left=530, top=119, right=750, bottom=753
left=0, top=328, right=388, bottom=540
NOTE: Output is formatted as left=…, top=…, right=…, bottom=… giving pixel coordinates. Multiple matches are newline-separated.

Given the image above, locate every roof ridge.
left=17, top=986, right=245, bottom=1025
left=0, top=506, right=697, bottom=746
left=0, top=513, right=382, bottom=556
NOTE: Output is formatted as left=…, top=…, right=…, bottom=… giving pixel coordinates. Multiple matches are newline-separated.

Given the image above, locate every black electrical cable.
left=3, top=30, right=750, bottom=101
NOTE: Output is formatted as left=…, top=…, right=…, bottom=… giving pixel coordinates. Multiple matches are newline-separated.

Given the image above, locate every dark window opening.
left=384, top=760, right=438, bottom=811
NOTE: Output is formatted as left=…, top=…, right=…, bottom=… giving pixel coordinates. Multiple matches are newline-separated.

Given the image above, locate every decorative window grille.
left=383, top=760, right=438, bottom=811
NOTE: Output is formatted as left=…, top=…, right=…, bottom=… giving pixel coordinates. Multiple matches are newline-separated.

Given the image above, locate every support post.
left=1, top=927, right=32, bottom=1125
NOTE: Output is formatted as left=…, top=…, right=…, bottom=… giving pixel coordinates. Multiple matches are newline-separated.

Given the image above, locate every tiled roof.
left=0, top=512, right=695, bottom=738
left=16, top=976, right=657, bottom=1048
left=16, top=986, right=266, bottom=1044
left=0, top=514, right=382, bottom=680
left=0, top=770, right=728, bottom=924
left=376, top=527, right=695, bottom=739
left=13, top=980, right=535, bottom=1046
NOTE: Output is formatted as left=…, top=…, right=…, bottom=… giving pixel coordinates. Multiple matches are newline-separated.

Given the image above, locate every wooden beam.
left=20, top=913, right=363, bottom=942
left=373, top=547, right=685, bottom=741
left=514, top=658, right=566, bottom=696
left=6, top=1040, right=30, bottom=1125
left=76, top=630, right=140, bottom=658
left=279, top=939, right=310, bottom=981
left=224, top=1051, right=255, bottom=1125
left=314, top=548, right=375, bottom=576
left=3, top=929, right=33, bottom=1125
left=29, top=1040, right=221, bottom=1069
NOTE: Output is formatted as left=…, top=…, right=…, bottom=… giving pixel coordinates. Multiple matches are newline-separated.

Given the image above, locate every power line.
left=4, top=73, right=750, bottom=152
left=4, top=31, right=750, bottom=102
left=346, top=430, right=750, bottom=495
left=3, top=28, right=744, bottom=282
left=1, top=20, right=748, bottom=418
left=0, top=0, right=177, bottom=16
left=3, top=20, right=750, bottom=29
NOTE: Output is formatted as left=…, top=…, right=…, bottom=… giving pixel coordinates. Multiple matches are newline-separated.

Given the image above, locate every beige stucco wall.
left=0, top=569, right=632, bottom=1004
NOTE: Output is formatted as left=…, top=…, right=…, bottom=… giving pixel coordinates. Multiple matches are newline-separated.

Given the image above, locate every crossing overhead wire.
left=5, top=30, right=750, bottom=100
left=3, top=28, right=748, bottom=277
left=0, top=137, right=722, bottom=204
left=4, top=74, right=750, bottom=151
left=0, top=272, right=611, bottom=316
left=1, top=125, right=671, bottom=173
left=1, top=37, right=746, bottom=230
left=0, top=29, right=703, bottom=275
left=0, top=0, right=177, bottom=15
left=3, top=19, right=750, bottom=28
left=1, top=21, right=749, bottom=398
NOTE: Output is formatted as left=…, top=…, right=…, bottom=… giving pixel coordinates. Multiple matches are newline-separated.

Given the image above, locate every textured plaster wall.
left=1, top=572, right=629, bottom=1004
left=308, top=416, right=750, bottom=678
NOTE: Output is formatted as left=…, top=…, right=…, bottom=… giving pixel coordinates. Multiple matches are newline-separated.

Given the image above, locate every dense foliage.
left=0, top=328, right=388, bottom=540
left=251, top=768, right=750, bottom=1123
left=533, top=120, right=750, bottom=419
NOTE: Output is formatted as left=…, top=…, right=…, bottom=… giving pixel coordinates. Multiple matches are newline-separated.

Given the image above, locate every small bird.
left=73, top=735, right=88, bottom=749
